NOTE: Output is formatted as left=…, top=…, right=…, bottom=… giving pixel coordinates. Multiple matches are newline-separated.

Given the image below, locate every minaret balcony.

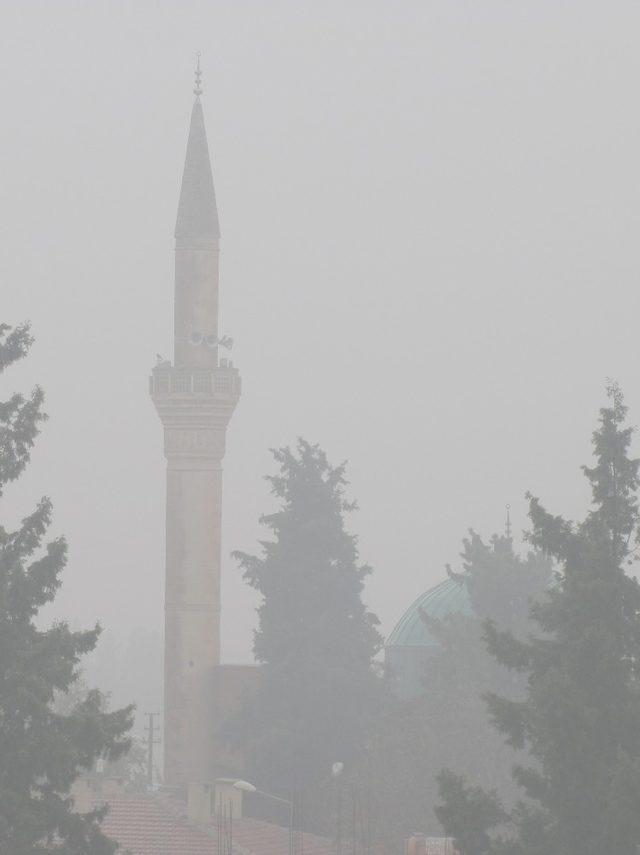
left=149, top=362, right=241, bottom=401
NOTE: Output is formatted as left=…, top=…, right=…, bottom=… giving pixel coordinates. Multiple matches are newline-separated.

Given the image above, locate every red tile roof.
left=98, top=794, right=335, bottom=855
left=99, top=796, right=216, bottom=855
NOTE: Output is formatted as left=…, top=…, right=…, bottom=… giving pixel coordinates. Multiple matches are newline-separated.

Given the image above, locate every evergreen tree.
left=0, top=323, right=133, bottom=854
left=422, top=535, right=549, bottom=819
left=367, top=534, right=549, bottom=844
left=0, top=323, right=45, bottom=490
left=435, top=770, right=506, bottom=855
left=231, top=440, right=382, bottom=824
left=438, top=384, right=640, bottom=855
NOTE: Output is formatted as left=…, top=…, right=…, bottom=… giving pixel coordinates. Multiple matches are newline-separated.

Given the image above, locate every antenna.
left=194, top=51, right=203, bottom=98
left=505, top=504, right=512, bottom=540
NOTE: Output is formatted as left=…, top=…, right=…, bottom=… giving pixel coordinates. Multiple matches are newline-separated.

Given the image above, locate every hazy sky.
left=3, top=1, right=640, bottom=664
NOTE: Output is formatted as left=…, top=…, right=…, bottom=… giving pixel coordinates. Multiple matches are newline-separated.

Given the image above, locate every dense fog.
left=3, top=3, right=640, bottom=854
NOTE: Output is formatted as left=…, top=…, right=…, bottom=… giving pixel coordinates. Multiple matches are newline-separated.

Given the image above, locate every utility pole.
left=144, top=712, right=160, bottom=788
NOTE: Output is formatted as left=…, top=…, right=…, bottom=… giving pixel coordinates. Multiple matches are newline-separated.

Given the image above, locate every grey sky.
left=2, top=1, right=640, bottom=663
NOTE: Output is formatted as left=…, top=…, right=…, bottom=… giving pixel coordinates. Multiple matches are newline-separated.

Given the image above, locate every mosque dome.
left=386, top=577, right=471, bottom=648
left=385, top=577, right=471, bottom=699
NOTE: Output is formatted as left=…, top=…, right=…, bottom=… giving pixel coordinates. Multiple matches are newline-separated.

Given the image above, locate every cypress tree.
left=0, top=323, right=133, bottom=854
left=231, top=440, right=382, bottom=823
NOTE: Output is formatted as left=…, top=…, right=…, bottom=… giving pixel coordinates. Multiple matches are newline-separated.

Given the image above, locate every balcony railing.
left=150, top=367, right=240, bottom=398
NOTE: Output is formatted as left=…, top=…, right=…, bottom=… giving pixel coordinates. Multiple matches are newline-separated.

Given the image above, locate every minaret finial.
left=505, top=504, right=512, bottom=540
left=194, top=51, right=203, bottom=98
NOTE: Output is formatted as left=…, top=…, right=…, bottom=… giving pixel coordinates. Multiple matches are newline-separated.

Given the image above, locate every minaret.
left=150, top=59, right=240, bottom=789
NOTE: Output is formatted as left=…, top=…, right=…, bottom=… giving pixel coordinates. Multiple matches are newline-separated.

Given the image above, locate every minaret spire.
left=175, top=58, right=220, bottom=243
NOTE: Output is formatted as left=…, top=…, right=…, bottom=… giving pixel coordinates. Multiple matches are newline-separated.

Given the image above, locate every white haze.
left=2, top=1, right=640, bottom=690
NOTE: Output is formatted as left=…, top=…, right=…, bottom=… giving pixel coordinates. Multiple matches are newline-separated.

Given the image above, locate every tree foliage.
left=368, top=533, right=549, bottom=844
left=0, top=323, right=46, bottom=493
left=0, top=323, right=133, bottom=854
left=435, top=770, right=506, bottom=855
left=230, top=440, right=382, bottom=823
left=53, top=680, right=149, bottom=794
left=439, top=384, right=640, bottom=855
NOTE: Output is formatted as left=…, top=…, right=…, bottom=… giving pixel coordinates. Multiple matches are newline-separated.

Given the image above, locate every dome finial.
left=193, top=51, right=203, bottom=98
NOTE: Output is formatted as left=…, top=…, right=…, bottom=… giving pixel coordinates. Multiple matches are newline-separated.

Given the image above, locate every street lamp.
left=233, top=780, right=294, bottom=855
left=233, top=780, right=258, bottom=794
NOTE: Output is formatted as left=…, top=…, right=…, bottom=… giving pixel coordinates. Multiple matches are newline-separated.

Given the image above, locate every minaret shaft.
left=163, top=460, right=222, bottom=784
left=151, top=86, right=239, bottom=789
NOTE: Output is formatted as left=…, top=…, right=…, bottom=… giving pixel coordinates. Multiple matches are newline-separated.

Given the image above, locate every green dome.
left=386, top=577, right=471, bottom=649
left=385, top=577, right=471, bottom=699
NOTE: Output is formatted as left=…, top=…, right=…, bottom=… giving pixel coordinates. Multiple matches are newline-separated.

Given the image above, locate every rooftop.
left=98, top=794, right=334, bottom=855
